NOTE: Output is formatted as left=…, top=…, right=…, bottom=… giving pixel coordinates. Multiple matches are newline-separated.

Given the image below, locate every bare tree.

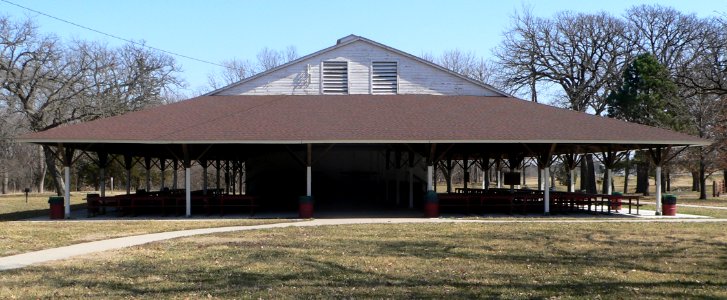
left=0, top=17, right=181, bottom=195
left=626, top=7, right=726, bottom=198
left=207, top=59, right=255, bottom=90
left=496, top=10, right=631, bottom=194
left=421, top=49, right=499, bottom=87
left=677, top=16, right=727, bottom=96
left=496, top=10, right=631, bottom=114
left=255, top=46, right=298, bottom=73
left=626, top=5, right=709, bottom=78
left=207, top=46, right=299, bottom=92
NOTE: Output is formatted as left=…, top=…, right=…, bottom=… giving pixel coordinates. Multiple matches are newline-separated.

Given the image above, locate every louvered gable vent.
left=372, top=61, right=398, bottom=94
left=321, top=61, right=348, bottom=94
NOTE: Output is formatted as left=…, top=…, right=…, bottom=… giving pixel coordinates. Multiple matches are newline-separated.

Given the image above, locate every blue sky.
left=1, top=0, right=725, bottom=98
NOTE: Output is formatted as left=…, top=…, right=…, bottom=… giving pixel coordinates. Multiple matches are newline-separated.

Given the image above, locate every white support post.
left=569, top=169, right=575, bottom=193
left=543, top=167, right=550, bottom=215
left=409, top=167, right=414, bottom=209
left=99, top=168, right=106, bottom=197
left=185, top=167, right=191, bottom=217
left=606, top=169, right=613, bottom=195
left=306, top=166, right=312, bottom=197
left=64, top=166, right=71, bottom=218
left=427, top=165, right=434, bottom=191
left=482, top=168, right=486, bottom=189
left=538, top=169, right=544, bottom=191
left=655, top=165, right=662, bottom=215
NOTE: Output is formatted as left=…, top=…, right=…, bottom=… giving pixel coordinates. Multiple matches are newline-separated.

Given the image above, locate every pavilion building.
left=21, top=35, right=709, bottom=218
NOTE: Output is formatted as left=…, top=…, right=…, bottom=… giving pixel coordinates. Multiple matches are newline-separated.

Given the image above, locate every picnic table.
left=88, top=190, right=258, bottom=217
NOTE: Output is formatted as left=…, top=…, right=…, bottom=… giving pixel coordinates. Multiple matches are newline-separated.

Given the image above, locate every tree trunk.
left=550, top=166, right=556, bottom=188
left=172, top=160, right=179, bottom=190
left=580, top=158, right=588, bottom=192
left=601, top=168, right=610, bottom=194
left=42, top=145, right=64, bottom=196
left=623, top=154, right=630, bottom=193
left=445, top=170, right=452, bottom=193
left=484, top=164, right=490, bottom=189
left=691, top=171, right=700, bottom=191
left=1, top=166, right=7, bottom=194
left=699, top=157, right=707, bottom=200
left=635, top=159, right=650, bottom=196
left=660, top=169, right=666, bottom=193
left=586, top=154, right=597, bottom=194
left=75, top=167, right=81, bottom=192
left=666, top=170, right=671, bottom=192
left=37, top=146, right=46, bottom=193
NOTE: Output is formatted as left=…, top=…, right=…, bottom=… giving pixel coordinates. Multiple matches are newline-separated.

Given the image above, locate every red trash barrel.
left=610, top=192, right=622, bottom=211
left=299, top=196, right=314, bottom=219
left=48, top=196, right=65, bottom=219
left=424, top=191, right=439, bottom=218
left=662, top=194, right=677, bottom=216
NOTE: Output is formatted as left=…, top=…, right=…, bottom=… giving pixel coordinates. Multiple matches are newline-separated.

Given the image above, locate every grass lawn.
left=0, top=193, right=293, bottom=256
left=638, top=204, right=727, bottom=219
left=1, top=222, right=725, bottom=299
left=0, top=219, right=290, bottom=257
left=642, top=191, right=727, bottom=207
left=0, top=192, right=87, bottom=221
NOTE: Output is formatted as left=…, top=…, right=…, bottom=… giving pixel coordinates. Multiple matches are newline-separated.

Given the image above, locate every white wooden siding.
left=217, top=40, right=500, bottom=96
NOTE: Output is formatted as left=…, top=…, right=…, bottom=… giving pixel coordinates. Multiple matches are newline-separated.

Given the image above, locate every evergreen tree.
left=607, top=53, right=686, bottom=130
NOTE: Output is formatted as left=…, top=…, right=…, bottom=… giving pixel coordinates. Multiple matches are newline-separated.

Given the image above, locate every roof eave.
left=19, top=138, right=712, bottom=147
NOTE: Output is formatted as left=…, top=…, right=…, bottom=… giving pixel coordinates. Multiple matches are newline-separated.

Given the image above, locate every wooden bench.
left=614, top=195, right=642, bottom=215
left=478, top=194, right=516, bottom=214
left=214, top=195, right=258, bottom=216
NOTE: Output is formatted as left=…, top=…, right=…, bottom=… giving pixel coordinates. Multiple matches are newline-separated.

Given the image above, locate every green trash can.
left=48, top=196, right=65, bottom=219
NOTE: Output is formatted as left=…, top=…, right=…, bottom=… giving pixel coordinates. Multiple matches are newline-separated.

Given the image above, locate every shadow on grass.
left=0, top=203, right=86, bottom=221
left=17, top=255, right=726, bottom=299
left=3, top=223, right=726, bottom=298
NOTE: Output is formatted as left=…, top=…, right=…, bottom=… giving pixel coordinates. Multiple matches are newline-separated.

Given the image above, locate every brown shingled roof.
left=21, top=95, right=709, bottom=147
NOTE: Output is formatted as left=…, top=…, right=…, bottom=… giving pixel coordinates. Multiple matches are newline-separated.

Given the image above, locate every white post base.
left=306, top=166, right=312, bottom=197
left=569, top=169, right=575, bottom=192
left=655, top=166, right=662, bottom=216
left=427, top=165, right=433, bottom=191
left=543, top=168, right=550, bottom=215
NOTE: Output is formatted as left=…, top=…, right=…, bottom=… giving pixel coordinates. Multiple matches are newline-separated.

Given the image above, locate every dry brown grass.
left=1, top=222, right=725, bottom=299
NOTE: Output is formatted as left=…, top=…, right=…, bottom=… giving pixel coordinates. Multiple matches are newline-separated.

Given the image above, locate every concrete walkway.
left=3, top=217, right=727, bottom=271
